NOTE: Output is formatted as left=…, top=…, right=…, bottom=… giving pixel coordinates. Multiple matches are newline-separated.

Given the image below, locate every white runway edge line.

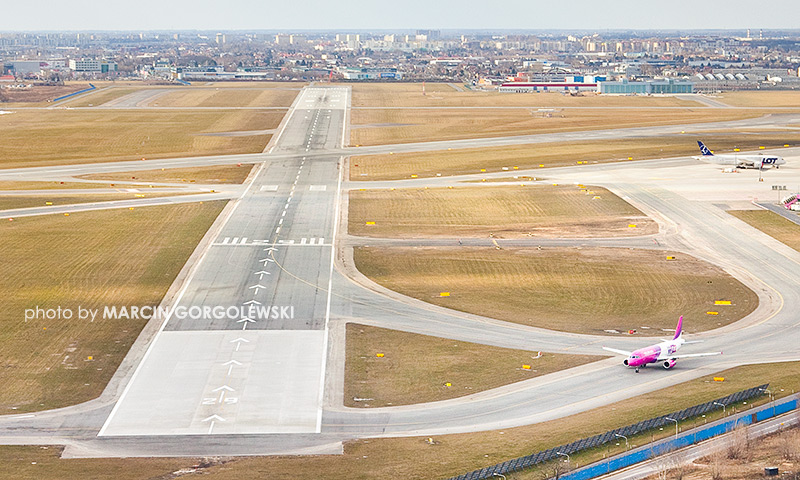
left=316, top=87, right=348, bottom=433
left=97, top=161, right=267, bottom=437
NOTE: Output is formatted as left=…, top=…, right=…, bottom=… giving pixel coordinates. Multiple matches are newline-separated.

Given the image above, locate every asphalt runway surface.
left=0, top=86, right=799, bottom=457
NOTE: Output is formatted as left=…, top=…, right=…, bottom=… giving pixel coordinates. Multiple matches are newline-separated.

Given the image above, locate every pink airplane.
left=603, top=316, right=721, bottom=373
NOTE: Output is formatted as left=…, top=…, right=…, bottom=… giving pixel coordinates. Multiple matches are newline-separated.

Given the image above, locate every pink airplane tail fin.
left=673, top=315, right=683, bottom=340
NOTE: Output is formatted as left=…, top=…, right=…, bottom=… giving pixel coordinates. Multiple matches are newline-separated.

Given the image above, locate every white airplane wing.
left=602, top=347, right=632, bottom=356
left=662, top=351, right=722, bottom=360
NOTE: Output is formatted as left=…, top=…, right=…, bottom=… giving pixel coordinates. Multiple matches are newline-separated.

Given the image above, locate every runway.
left=99, top=86, right=349, bottom=437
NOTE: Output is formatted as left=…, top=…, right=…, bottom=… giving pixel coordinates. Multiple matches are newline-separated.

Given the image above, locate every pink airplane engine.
left=604, top=316, right=721, bottom=373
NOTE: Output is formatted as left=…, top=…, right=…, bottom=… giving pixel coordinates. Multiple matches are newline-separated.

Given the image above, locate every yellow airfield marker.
left=45, top=201, right=52, bottom=205
left=87, top=356, right=93, bottom=361
left=707, top=312, right=719, bottom=315
left=64, top=213, right=69, bottom=216
left=129, top=207, right=135, bottom=210
left=628, top=157, right=633, bottom=160
left=522, top=365, right=531, bottom=370
left=411, top=174, right=418, bottom=178
left=592, top=196, right=601, bottom=199
left=759, top=146, right=765, bottom=149
left=445, top=383, right=451, bottom=387
left=440, top=292, right=450, bottom=297
left=628, top=224, right=637, bottom=228
left=365, top=221, right=375, bottom=226
left=539, top=164, right=544, bottom=167
left=785, top=144, right=790, bottom=147
left=666, top=256, right=676, bottom=260
left=376, top=353, right=384, bottom=358
left=715, top=300, right=731, bottom=305
left=734, top=148, right=740, bottom=152
left=514, top=166, right=519, bottom=170
left=714, top=377, right=725, bottom=382
left=480, top=169, right=486, bottom=172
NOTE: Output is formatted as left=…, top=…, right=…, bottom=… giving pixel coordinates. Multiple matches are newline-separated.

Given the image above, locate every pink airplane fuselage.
left=623, top=341, right=679, bottom=368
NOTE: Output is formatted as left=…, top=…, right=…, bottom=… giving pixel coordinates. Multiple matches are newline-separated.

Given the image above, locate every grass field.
left=152, top=88, right=298, bottom=108
left=729, top=210, right=800, bottom=252
left=353, top=247, right=757, bottom=335
left=0, top=85, right=88, bottom=106
left=349, top=133, right=800, bottom=180
left=0, top=201, right=225, bottom=413
left=350, top=83, right=701, bottom=108
left=2, top=361, right=796, bottom=480
left=0, top=192, right=194, bottom=211
left=345, top=323, right=605, bottom=408
left=63, top=88, right=141, bottom=107
left=0, top=109, right=284, bottom=169
left=348, top=185, right=657, bottom=238
left=718, top=90, right=800, bottom=107
left=80, top=164, right=254, bottom=184
left=349, top=108, right=763, bottom=146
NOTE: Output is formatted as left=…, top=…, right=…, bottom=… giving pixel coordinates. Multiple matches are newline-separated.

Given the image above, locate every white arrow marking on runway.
left=254, top=270, right=271, bottom=280
left=202, top=414, right=225, bottom=434
left=259, top=258, right=275, bottom=264
left=212, top=385, right=235, bottom=393
left=263, top=247, right=277, bottom=252
left=230, top=337, right=249, bottom=351
left=242, top=299, right=261, bottom=306
left=223, top=359, right=242, bottom=375
left=237, top=317, right=255, bottom=331
left=248, top=284, right=266, bottom=295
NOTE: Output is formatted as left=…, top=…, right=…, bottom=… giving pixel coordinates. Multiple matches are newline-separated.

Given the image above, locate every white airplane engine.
left=663, top=359, right=677, bottom=369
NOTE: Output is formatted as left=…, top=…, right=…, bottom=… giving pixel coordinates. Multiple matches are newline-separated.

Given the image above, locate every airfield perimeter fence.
left=448, top=384, right=769, bottom=480
left=52, top=83, right=96, bottom=102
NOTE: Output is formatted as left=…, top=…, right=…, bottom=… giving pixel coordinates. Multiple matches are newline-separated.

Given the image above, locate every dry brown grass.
left=3, top=361, right=796, bottom=480
left=0, top=201, right=226, bottom=413
left=348, top=185, right=657, bottom=238
left=349, top=108, right=764, bottom=146
left=0, top=85, right=88, bottom=105
left=729, top=210, right=800, bottom=252
left=718, top=90, right=800, bottom=107
left=64, top=88, right=141, bottom=107
left=344, top=323, right=605, bottom=407
left=349, top=133, right=800, bottom=180
left=80, top=164, right=255, bottom=184
left=353, top=247, right=757, bottom=335
left=152, top=88, right=298, bottom=108
left=0, top=110, right=284, bottom=169
left=350, top=83, right=700, bottom=108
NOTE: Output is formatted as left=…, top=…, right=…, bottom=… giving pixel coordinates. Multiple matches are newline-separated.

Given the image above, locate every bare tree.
left=709, top=451, right=725, bottom=480
left=726, top=425, right=751, bottom=461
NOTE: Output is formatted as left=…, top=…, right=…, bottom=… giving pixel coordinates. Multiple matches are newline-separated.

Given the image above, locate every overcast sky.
left=2, top=0, right=798, bottom=32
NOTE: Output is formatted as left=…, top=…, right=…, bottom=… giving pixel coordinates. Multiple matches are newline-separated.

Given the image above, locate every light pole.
left=614, top=433, right=629, bottom=450
left=665, top=417, right=679, bottom=438
left=556, top=451, right=571, bottom=470
left=764, top=388, right=775, bottom=417
left=713, top=401, right=727, bottom=416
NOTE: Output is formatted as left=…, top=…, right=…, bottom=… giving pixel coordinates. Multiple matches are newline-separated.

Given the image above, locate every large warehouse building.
left=599, top=78, right=694, bottom=94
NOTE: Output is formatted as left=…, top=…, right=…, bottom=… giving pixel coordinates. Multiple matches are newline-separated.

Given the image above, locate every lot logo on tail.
left=697, top=141, right=714, bottom=156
